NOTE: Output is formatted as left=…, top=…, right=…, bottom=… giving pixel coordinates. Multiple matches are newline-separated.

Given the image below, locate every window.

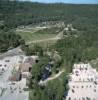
left=73, top=86, right=75, bottom=88
left=90, top=85, right=92, bottom=88
left=72, top=89, right=75, bottom=93
left=68, top=97, right=71, bottom=100
left=77, top=86, right=79, bottom=88
left=0, top=64, right=2, bottom=67
left=94, top=89, right=96, bottom=92
left=82, top=97, right=85, bottom=100
left=81, top=86, right=84, bottom=88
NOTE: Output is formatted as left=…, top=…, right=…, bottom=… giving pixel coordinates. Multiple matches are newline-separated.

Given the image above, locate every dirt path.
left=26, top=30, right=64, bottom=44
left=17, top=25, right=64, bottom=45
left=39, top=69, right=65, bottom=85
left=26, top=37, right=60, bottom=44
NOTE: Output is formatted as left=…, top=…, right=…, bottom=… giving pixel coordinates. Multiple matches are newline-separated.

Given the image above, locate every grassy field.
left=17, top=31, right=56, bottom=42
left=16, top=27, right=62, bottom=42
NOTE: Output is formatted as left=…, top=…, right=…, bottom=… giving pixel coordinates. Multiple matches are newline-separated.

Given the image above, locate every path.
left=26, top=29, right=64, bottom=44
left=17, top=25, right=65, bottom=45
left=39, top=69, right=65, bottom=85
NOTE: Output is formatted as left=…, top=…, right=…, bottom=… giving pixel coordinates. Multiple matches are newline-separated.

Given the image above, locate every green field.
left=17, top=31, right=56, bottom=42
left=16, top=28, right=60, bottom=43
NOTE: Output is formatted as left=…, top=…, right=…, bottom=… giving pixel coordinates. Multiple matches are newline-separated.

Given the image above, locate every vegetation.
left=51, top=25, right=98, bottom=72
left=0, top=1, right=98, bottom=29
left=29, top=72, right=69, bottom=100
left=30, top=56, right=50, bottom=83
left=0, top=1, right=98, bottom=100
left=17, top=28, right=58, bottom=42
left=21, top=44, right=43, bottom=56
left=0, top=30, right=25, bottom=53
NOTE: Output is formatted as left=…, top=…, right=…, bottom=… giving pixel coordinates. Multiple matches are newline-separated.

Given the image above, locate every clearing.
left=16, top=26, right=63, bottom=45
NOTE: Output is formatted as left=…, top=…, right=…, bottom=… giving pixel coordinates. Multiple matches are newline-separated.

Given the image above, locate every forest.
left=0, top=0, right=98, bottom=28
left=0, top=0, right=98, bottom=53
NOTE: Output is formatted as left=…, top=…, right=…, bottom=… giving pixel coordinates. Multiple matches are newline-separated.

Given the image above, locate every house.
left=66, top=63, right=98, bottom=100
left=9, top=71, right=21, bottom=81
left=23, top=56, right=39, bottom=64
left=19, top=63, right=32, bottom=78
left=24, top=57, right=34, bottom=65
left=0, top=60, right=8, bottom=74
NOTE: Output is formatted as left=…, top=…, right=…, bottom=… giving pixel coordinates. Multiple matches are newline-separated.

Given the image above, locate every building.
left=0, top=60, right=8, bottom=74
left=19, top=63, right=32, bottom=78
left=66, top=63, right=98, bottom=100
left=9, top=71, right=21, bottom=81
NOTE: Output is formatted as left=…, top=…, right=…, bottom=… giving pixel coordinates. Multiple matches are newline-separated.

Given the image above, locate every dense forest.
left=0, top=0, right=98, bottom=29
left=53, top=30, right=98, bottom=73
left=0, top=0, right=26, bottom=53
left=0, top=0, right=98, bottom=53
left=0, top=30, right=24, bottom=52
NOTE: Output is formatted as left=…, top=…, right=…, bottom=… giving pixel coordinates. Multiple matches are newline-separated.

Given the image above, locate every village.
left=0, top=0, right=98, bottom=100
left=0, top=23, right=98, bottom=100
left=0, top=46, right=98, bottom=100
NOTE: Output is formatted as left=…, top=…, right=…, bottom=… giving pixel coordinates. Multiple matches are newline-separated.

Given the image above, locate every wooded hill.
left=0, top=0, right=98, bottom=29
